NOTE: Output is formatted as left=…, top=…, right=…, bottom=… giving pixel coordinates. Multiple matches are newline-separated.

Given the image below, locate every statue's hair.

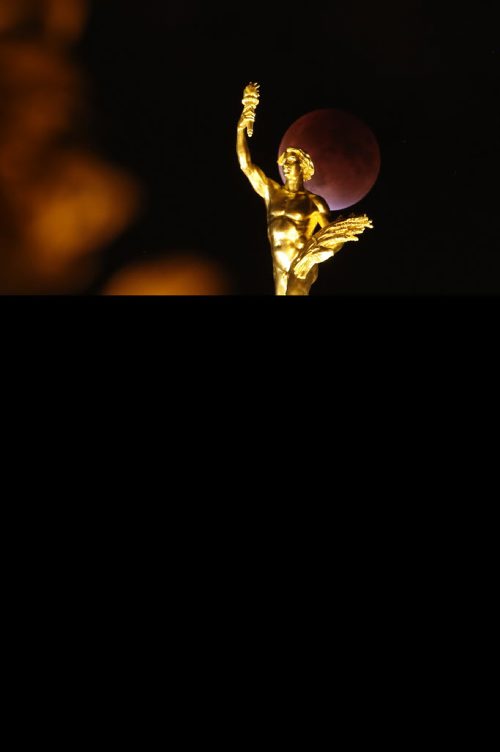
left=278, top=147, right=315, bottom=182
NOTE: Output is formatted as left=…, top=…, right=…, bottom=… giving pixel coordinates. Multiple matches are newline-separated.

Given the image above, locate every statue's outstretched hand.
left=238, top=110, right=256, bottom=133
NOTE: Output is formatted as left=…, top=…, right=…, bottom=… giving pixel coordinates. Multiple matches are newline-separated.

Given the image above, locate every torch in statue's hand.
left=240, top=82, right=260, bottom=137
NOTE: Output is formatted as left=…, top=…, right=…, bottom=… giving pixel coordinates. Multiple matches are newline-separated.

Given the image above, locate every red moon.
left=278, top=109, right=381, bottom=210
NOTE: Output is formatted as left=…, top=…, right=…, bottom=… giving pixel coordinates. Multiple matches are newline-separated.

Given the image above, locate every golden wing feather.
left=292, top=214, right=373, bottom=280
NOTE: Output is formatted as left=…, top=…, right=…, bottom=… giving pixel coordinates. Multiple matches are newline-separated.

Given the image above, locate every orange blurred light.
left=43, top=0, right=89, bottom=44
left=0, top=0, right=88, bottom=44
left=0, top=1, right=142, bottom=294
left=103, top=255, right=230, bottom=296
left=22, top=151, right=141, bottom=263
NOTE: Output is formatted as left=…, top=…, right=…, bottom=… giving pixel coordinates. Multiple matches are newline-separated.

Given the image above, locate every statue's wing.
left=292, top=214, right=373, bottom=280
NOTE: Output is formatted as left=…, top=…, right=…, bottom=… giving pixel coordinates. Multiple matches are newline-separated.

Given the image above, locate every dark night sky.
left=78, top=1, right=499, bottom=294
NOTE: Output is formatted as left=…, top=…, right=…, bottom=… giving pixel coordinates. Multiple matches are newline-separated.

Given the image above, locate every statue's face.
left=281, top=152, right=302, bottom=179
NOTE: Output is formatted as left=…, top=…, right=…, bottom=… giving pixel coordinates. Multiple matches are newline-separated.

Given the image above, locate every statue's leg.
left=273, top=268, right=289, bottom=296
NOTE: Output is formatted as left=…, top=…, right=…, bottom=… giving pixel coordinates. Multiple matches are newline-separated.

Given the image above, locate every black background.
left=78, top=1, right=499, bottom=295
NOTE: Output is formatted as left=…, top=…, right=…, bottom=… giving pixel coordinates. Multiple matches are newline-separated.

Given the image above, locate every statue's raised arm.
left=236, top=83, right=271, bottom=201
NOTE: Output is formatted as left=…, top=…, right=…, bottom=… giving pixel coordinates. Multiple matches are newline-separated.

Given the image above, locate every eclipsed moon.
left=278, top=109, right=381, bottom=210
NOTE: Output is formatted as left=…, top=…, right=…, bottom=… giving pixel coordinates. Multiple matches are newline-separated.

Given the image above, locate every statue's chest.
left=272, top=191, right=315, bottom=220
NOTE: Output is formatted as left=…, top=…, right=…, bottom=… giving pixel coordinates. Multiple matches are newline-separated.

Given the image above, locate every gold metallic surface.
left=237, top=82, right=373, bottom=295
left=241, top=82, right=260, bottom=138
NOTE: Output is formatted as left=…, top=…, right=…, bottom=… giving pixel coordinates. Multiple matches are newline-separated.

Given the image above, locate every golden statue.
left=237, top=83, right=373, bottom=295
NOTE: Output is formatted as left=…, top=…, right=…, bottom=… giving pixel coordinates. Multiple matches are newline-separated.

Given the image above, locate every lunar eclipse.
left=278, top=109, right=381, bottom=211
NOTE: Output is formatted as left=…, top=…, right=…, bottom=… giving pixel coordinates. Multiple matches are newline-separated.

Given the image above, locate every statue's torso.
left=267, top=185, right=320, bottom=272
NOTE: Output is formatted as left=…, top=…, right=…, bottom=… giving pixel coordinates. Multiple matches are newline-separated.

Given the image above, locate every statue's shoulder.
left=309, top=191, right=330, bottom=213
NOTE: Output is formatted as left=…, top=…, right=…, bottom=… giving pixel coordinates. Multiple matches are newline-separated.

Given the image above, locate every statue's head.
left=278, top=147, right=315, bottom=182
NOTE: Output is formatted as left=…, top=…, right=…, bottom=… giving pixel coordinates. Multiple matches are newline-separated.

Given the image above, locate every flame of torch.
left=242, top=82, right=260, bottom=138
